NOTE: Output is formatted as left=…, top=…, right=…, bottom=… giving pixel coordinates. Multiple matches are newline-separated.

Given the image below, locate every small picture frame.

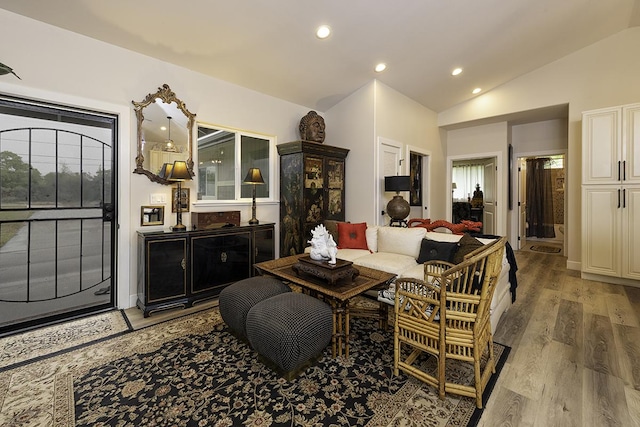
left=172, top=187, right=190, bottom=213
left=141, top=206, right=164, bottom=226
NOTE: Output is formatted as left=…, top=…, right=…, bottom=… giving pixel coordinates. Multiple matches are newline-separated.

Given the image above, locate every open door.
left=377, top=138, right=402, bottom=226
left=518, top=159, right=527, bottom=250
left=483, top=160, right=496, bottom=235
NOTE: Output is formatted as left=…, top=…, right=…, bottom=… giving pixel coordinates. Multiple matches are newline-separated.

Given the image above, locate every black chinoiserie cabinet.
left=137, top=223, right=274, bottom=317
left=278, top=141, right=349, bottom=257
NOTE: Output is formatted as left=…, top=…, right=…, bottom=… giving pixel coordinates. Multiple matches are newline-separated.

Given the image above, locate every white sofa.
left=320, top=225, right=513, bottom=335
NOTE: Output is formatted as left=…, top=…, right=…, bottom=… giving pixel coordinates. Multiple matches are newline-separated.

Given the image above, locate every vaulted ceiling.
left=1, top=0, right=639, bottom=112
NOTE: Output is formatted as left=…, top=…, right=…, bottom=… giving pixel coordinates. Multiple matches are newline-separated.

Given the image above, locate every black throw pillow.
left=416, top=239, right=459, bottom=264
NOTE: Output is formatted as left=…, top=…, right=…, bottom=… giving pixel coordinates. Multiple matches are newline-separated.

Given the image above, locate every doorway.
left=518, top=154, right=565, bottom=253
left=451, top=157, right=497, bottom=235
left=0, top=96, right=117, bottom=334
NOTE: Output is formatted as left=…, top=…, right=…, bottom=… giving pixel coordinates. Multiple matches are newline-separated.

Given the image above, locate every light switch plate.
left=150, top=193, right=166, bottom=204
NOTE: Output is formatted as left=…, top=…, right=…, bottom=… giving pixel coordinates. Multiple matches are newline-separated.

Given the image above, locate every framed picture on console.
left=409, top=152, right=422, bottom=206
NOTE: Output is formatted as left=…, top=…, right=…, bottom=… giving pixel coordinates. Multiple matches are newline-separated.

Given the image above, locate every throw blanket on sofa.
left=471, top=233, right=518, bottom=302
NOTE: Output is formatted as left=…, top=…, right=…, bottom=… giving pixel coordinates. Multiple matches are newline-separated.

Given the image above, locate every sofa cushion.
left=337, top=222, right=369, bottom=250
left=335, top=248, right=370, bottom=262
left=425, top=231, right=462, bottom=243
left=366, top=225, right=379, bottom=252
left=377, top=226, right=426, bottom=258
left=399, top=263, right=425, bottom=281
left=354, top=252, right=418, bottom=276
left=452, top=233, right=484, bottom=264
left=416, top=239, right=459, bottom=264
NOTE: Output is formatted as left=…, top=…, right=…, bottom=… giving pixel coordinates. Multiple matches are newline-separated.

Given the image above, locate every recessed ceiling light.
left=316, top=25, right=331, bottom=39
left=375, top=63, right=387, bottom=72
left=451, top=68, right=463, bottom=76
left=472, top=88, right=482, bottom=94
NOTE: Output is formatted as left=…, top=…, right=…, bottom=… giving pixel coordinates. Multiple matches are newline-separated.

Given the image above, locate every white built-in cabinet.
left=582, top=103, right=640, bottom=282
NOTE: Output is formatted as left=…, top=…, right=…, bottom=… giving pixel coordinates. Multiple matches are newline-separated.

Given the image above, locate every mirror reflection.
left=133, top=84, right=195, bottom=184
left=141, top=205, right=164, bottom=226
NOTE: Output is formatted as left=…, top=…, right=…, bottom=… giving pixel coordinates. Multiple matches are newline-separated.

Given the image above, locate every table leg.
left=344, top=302, right=350, bottom=358
left=329, top=299, right=350, bottom=358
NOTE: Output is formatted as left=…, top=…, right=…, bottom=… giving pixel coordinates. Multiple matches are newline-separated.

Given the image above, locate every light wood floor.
left=480, top=250, right=640, bottom=427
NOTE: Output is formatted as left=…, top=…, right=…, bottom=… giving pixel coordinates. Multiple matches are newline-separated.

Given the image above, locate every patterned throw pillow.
left=337, top=222, right=369, bottom=250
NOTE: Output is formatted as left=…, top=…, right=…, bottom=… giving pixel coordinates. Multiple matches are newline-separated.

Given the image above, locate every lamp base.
left=248, top=218, right=259, bottom=225
left=172, top=223, right=187, bottom=232
left=386, top=195, right=410, bottom=222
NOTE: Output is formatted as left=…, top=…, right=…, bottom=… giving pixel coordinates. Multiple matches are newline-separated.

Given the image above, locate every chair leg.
left=438, top=347, right=445, bottom=399
left=393, top=326, right=400, bottom=376
left=474, top=356, right=483, bottom=408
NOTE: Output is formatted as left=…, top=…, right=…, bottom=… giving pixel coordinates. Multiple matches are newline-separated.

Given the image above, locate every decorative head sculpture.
left=299, top=110, right=326, bottom=143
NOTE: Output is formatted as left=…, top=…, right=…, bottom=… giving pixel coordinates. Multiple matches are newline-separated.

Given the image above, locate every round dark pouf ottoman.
left=219, top=276, right=291, bottom=339
left=246, top=292, right=333, bottom=377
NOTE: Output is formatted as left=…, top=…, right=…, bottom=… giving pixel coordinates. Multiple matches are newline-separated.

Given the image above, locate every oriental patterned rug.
left=0, top=310, right=130, bottom=370
left=0, top=308, right=508, bottom=427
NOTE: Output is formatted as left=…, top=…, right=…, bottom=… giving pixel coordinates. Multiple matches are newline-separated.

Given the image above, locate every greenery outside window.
left=197, top=125, right=273, bottom=202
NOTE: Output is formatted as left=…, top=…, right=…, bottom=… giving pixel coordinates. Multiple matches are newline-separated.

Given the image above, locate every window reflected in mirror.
left=141, top=206, right=164, bottom=226
left=197, top=125, right=271, bottom=201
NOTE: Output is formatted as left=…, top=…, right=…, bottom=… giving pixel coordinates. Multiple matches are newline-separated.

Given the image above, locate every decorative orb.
left=386, top=195, right=410, bottom=221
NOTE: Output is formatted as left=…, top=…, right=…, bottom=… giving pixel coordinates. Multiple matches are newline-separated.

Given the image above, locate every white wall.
left=438, top=27, right=640, bottom=270
left=324, top=81, right=376, bottom=223
left=326, top=80, right=444, bottom=224
left=376, top=82, right=445, bottom=221
left=0, top=9, right=317, bottom=308
left=511, top=119, right=568, bottom=153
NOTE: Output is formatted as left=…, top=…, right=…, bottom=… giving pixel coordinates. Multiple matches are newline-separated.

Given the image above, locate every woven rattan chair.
left=393, top=237, right=506, bottom=408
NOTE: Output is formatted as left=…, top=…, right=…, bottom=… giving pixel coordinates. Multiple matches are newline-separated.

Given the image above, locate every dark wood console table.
left=137, top=223, right=274, bottom=317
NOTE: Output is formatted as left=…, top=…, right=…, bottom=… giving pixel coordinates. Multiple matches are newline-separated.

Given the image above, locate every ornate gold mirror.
left=133, top=84, right=196, bottom=184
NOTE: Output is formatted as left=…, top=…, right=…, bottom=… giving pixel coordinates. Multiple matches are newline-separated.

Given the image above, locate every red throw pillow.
left=337, top=222, right=369, bottom=250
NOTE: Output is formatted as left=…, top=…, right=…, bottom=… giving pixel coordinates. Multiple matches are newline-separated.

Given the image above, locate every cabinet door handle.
left=618, top=189, right=621, bottom=208
left=220, top=252, right=228, bottom=263
left=618, top=161, right=621, bottom=181
left=181, top=258, right=186, bottom=270
left=623, top=160, right=626, bottom=181
left=623, top=188, right=626, bottom=208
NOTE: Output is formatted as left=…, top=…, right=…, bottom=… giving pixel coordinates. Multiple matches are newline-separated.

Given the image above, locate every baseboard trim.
left=581, top=272, right=640, bottom=288
left=566, top=260, right=581, bottom=271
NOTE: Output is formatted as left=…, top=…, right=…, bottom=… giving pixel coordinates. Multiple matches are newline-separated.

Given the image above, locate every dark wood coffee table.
left=254, top=254, right=395, bottom=358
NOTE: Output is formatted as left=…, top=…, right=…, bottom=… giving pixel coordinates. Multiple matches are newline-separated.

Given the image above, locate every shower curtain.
left=526, top=158, right=555, bottom=238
